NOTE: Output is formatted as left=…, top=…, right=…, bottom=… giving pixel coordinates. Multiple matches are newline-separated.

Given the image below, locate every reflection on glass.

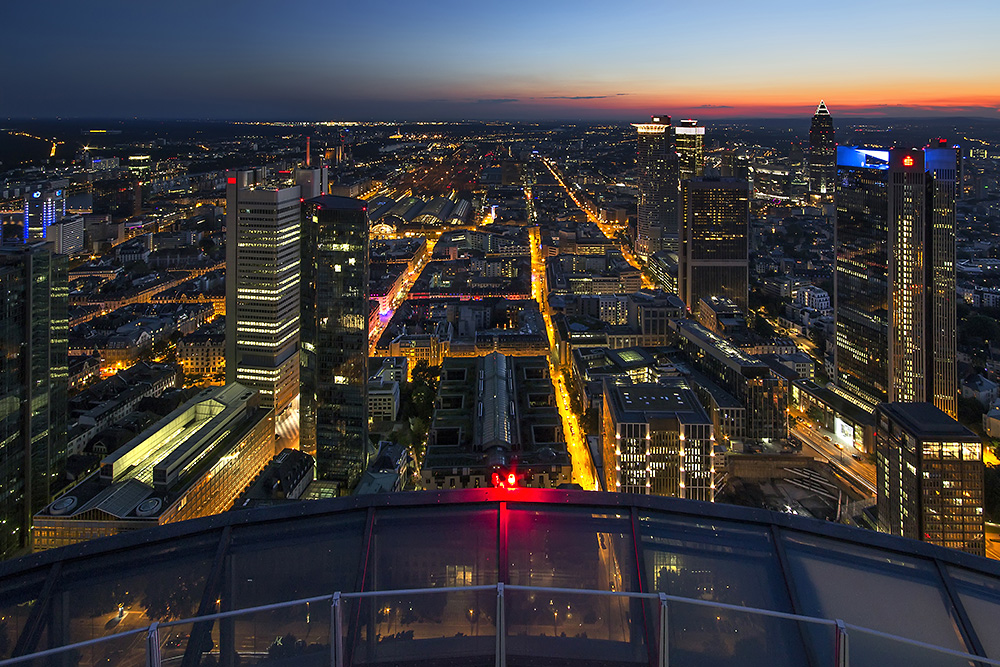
left=781, top=531, right=971, bottom=665
left=46, top=536, right=216, bottom=650
left=947, top=565, right=1000, bottom=659
left=507, top=506, right=635, bottom=591
left=229, top=511, right=366, bottom=608
left=365, top=507, right=498, bottom=591
left=348, top=590, right=495, bottom=666
left=0, top=572, right=43, bottom=659
left=639, top=512, right=811, bottom=666
left=506, top=589, right=646, bottom=666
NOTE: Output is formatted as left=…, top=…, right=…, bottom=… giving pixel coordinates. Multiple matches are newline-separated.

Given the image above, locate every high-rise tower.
left=0, top=243, right=68, bottom=558
left=675, top=119, right=705, bottom=180
left=22, top=181, right=68, bottom=243
left=678, top=178, right=749, bottom=315
left=834, top=146, right=958, bottom=416
left=301, top=195, right=369, bottom=489
left=633, top=116, right=679, bottom=259
left=226, top=167, right=326, bottom=424
left=807, top=101, right=836, bottom=199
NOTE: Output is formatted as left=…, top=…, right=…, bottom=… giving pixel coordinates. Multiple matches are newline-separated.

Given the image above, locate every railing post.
left=658, top=593, right=669, bottom=667
left=495, top=582, right=505, bottom=667
left=331, top=593, right=343, bottom=667
left=835, top=619, right=849, bottom=667
left=146, top=621, right=160, bottom=667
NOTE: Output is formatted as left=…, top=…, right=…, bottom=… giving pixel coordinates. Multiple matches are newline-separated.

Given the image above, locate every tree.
left=806, top=406, right=824, bottom=424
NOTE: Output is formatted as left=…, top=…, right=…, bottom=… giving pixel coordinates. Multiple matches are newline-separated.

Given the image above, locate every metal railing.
left=1, top=582, right=997, bottom=667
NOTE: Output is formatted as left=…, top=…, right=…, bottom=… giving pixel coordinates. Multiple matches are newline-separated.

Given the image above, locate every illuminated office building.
left=633, top=115, right=679, bottom=258
left=0, top=243, right=68, bottom=559
left=225, top=167, right=326, bottom=422
left=807, top=100, right=836, bottom=198
left=602, top=378, right=715, bottom=501
left=301, top=195, right=369, bottom=489
left=22, top=181, right=67, bottom=242
left=675, top=119, right=705, bottom=180
left=678, top=178, right=749, bottom=315
left=834, top=147, right=958, bottom=415
left=876, top=402, right=984, bottom=556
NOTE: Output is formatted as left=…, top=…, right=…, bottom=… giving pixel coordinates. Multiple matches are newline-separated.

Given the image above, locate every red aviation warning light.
left=902, top=155, right=915, bottom=167
left=491, top=470, right=521, bottom=490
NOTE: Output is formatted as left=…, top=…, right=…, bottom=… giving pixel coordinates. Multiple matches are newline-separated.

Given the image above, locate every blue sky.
left=3, top=0, right=999, bottom=120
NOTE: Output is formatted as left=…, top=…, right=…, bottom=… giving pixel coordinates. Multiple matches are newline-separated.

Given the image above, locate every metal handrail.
left=1, top=582, right=998, bottom=667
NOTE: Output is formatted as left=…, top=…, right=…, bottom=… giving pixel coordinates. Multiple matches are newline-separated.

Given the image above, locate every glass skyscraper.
left=301, top=195, right=369, bottom=489
left=633, top=115, right=679, bottom=258
left=675, top=119, right=705, bottom=180
left=678, top=177, right=750, bottom=315
left=0, top=243, right=68, bottom=559
left=834, top=146, right=958, bottom=416
left=807, top=100, right=835, bottom=198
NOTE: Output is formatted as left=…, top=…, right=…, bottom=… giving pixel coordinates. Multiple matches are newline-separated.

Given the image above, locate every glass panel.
left=663, top=597, right=835, bottom=667
left=0, top=568, right=46, bottom=659
left=507, top=506, right=636, bottom=591
left=49, top=627, right=147, bottom=667
left=45, top=534, right=217, bottom=650
left=506, top=589, right=646, bottom=666
left=365, top=506, right=498, bottom=591
left=780, top=531, right=970, bottom=655
left=848, top=626, right=978, bottom=667
left=229, top=511, right=366, bottom=608
left=163, top=601, right=330, bottom=666
left=947, top=564, right=1000, bottom=659
left=346, top=589, right=495, bottom=666
left=638, top=512, right=811, bottom=666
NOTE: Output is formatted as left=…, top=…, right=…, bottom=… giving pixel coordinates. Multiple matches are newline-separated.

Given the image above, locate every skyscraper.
left=22, top=180, right=68, bottom=243
left=675, top=119, right=705, bottom=180
left=301, top=195, right=369, bottom=489
left=807, top=100, right=836, bottom=199
left=834, top=146, right=958, bottom=415
left=678, top=178, right=749, bottom=315
left=633, top=115, right=679, bottom=259
left=226, top=169, right=301, bottom=421
left=0, top=243, right=68, bottom=558
left=876, top=402, right=983, bottom=556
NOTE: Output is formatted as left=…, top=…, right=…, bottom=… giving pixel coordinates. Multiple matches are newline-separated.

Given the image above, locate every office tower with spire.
left=301, top=195, right=370, bottom=489
left=834, top=146, right=958, bottom=416
left=678, top=177, right=750, bottom=315
left=675, top=119, right=705, bottom=180
left=225, top=166, right=326, bottom=424
left=807, top=101, right=836, bottom=199
left=0, top=243, right=68, bottom=558
left=633, top=115, right=679, bottom=259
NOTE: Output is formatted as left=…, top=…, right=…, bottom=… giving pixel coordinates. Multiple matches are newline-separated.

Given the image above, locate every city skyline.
left=2, top=0, right=999, bottom=121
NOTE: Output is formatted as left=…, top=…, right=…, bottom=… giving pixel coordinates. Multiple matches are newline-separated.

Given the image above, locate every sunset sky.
left=3, top=0, right=999, bottom=120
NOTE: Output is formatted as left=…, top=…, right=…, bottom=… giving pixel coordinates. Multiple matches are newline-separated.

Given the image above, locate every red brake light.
left=902, top=155, right=914, bottom=167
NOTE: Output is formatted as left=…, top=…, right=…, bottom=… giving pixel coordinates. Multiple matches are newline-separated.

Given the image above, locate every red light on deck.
left=902, top=155, right=914, bottom=167
left=507, top=473, right=517, bottom=487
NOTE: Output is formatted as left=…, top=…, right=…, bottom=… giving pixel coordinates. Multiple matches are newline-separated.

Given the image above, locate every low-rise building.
left=33, top=384, right=273, bottom=551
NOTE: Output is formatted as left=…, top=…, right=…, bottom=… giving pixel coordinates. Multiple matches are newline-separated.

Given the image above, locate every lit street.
left=793, top=425, right=875, bottom=496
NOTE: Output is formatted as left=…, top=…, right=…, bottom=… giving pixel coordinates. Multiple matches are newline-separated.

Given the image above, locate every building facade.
left=32, top=384, right=273, bottom=551
left=834, top=146, right=958, bottom=416
left=678, top=178, right=750, bottom=315
left=22, top=181, right=67, bottom=243
left=875, top=402, right=984, bottom=556
left=226, top=168, right=326, bottom=422
left=602, top=378, right=715, bottom=501
left=675, top=119, right=705, bottom=180
left=0, top=244, right=68, bottom=558
left=301, top=195, right=370, bottom=489
left=807, top=100, right=836, bottom=198
left=633, top=116, right=679, bottom=258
